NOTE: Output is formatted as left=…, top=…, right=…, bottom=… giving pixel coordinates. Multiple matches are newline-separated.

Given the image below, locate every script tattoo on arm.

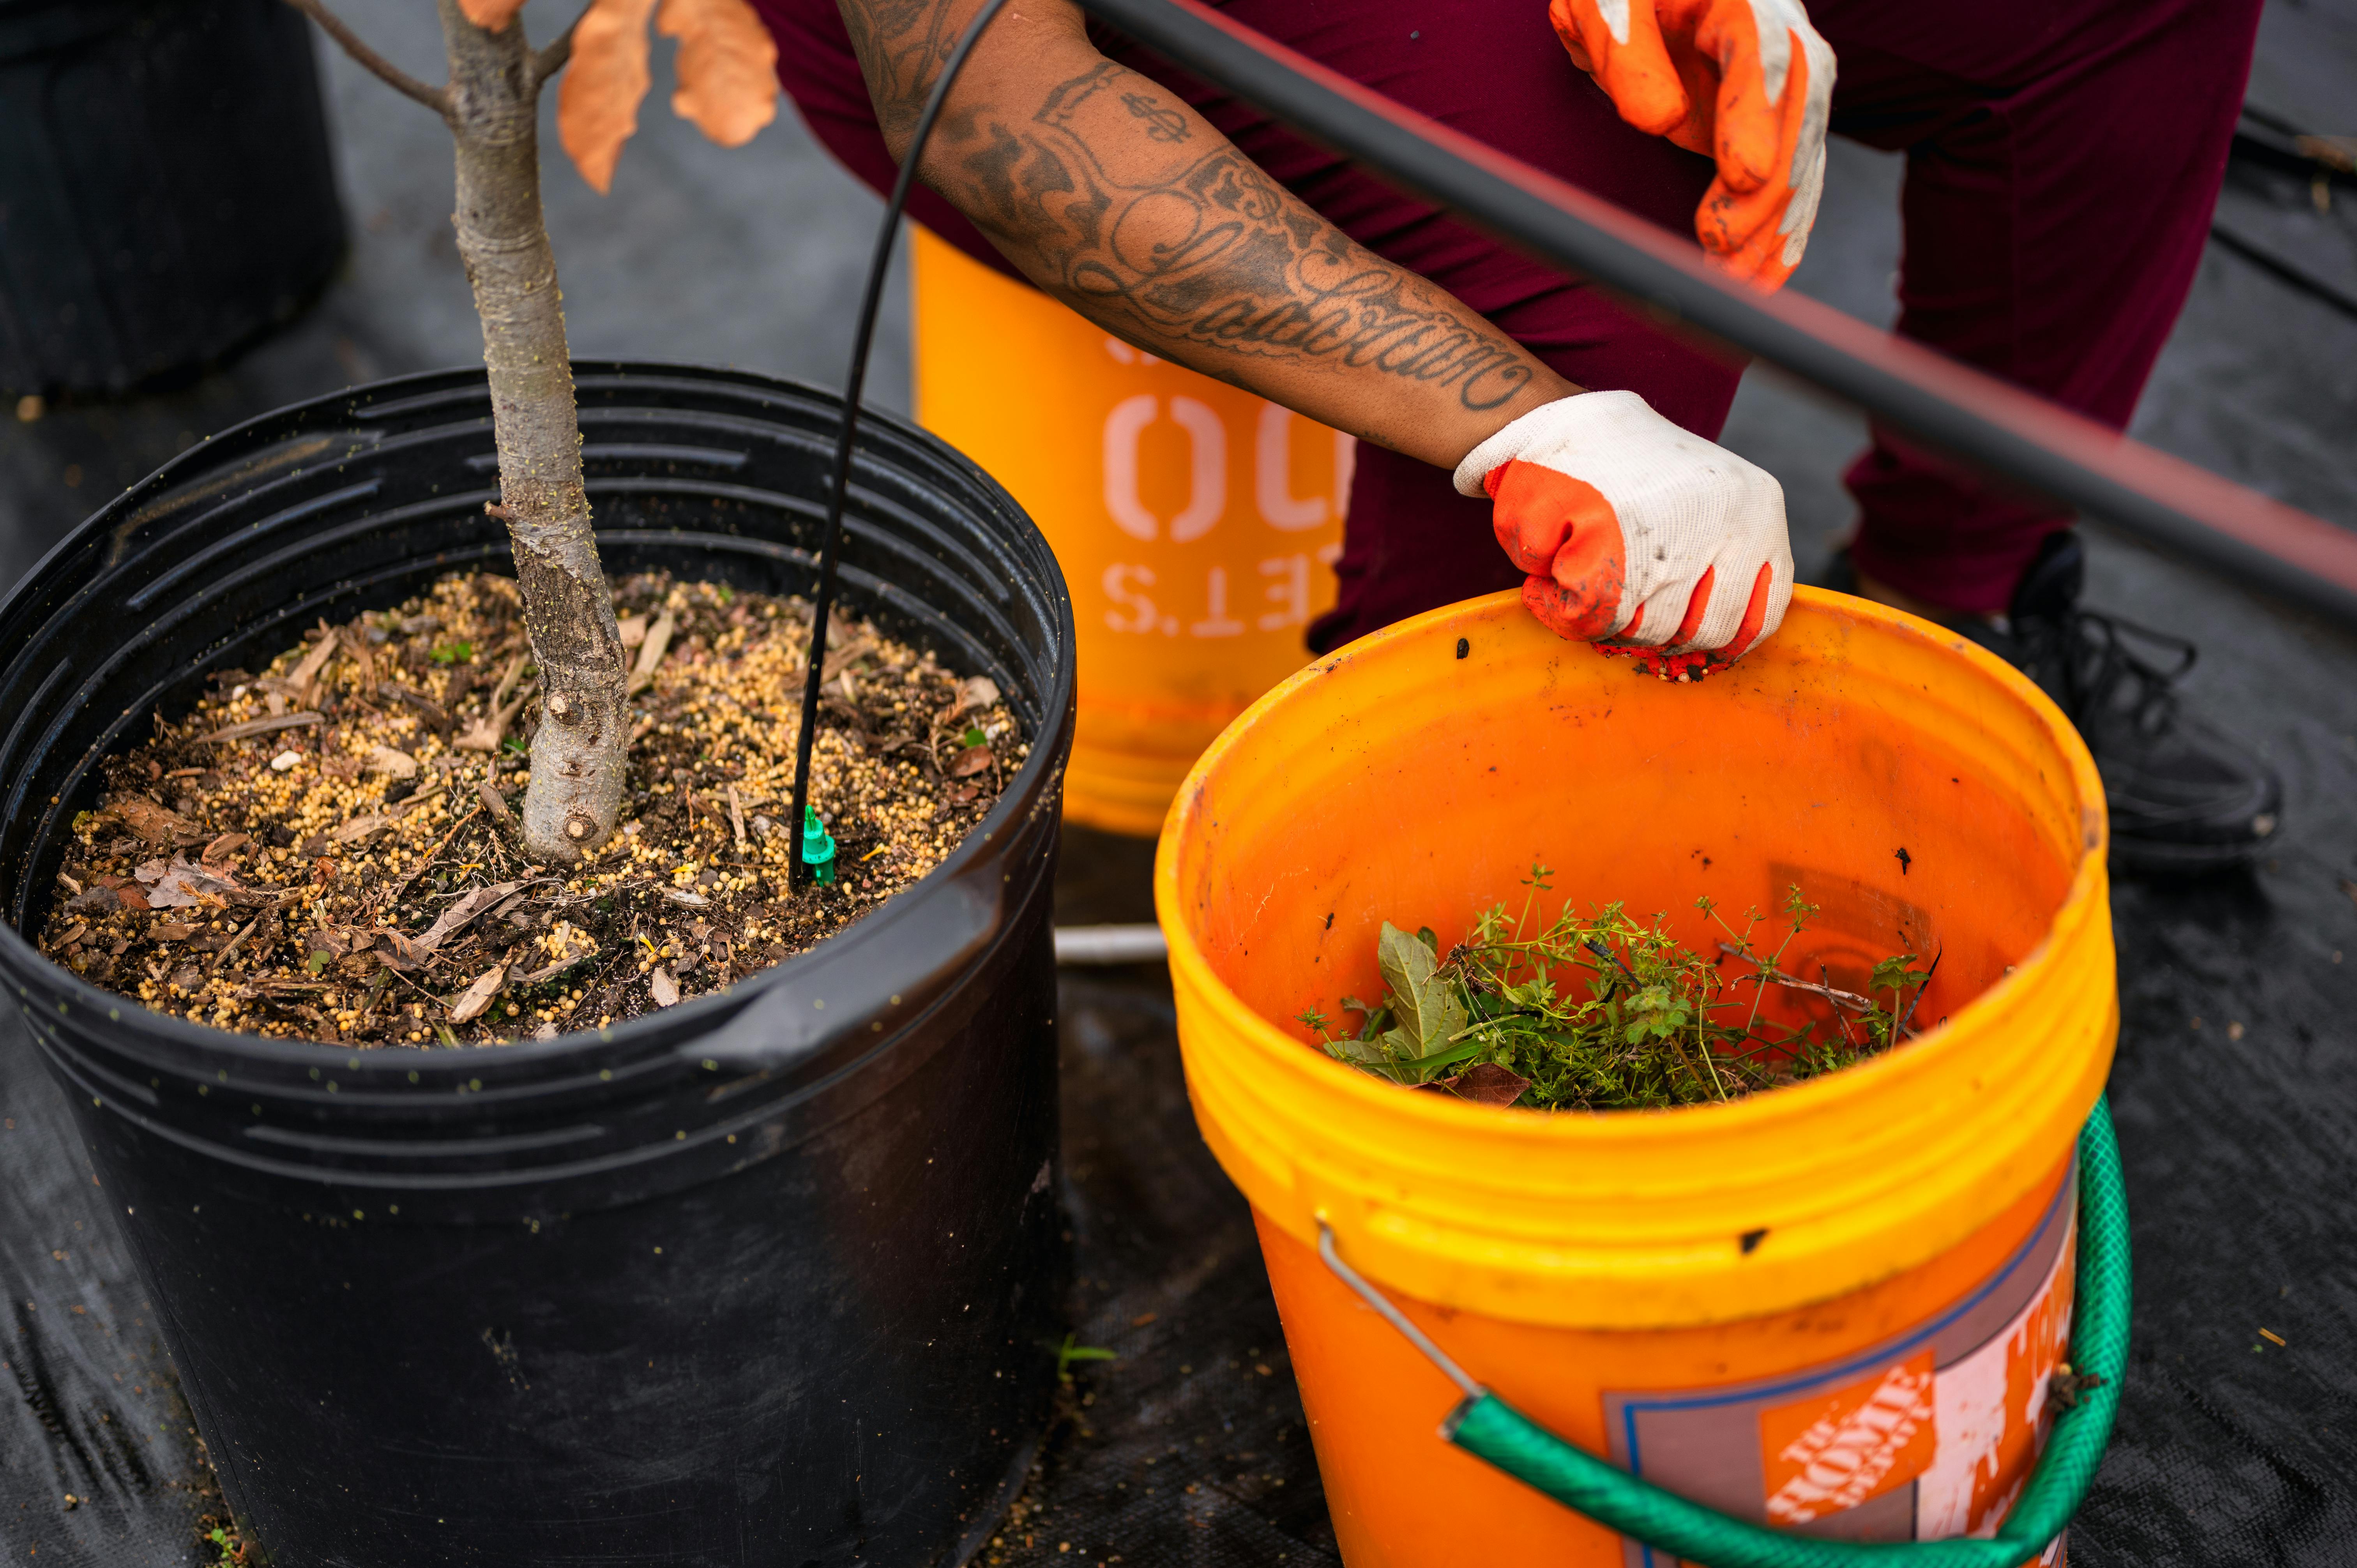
left=842, top=5, right=1546, bottom=419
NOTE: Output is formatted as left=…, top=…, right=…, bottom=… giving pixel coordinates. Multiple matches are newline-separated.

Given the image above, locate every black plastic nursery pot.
left=0, top=0, right=346, bottom=396
left=0, top=364, right=1076, bottom=1566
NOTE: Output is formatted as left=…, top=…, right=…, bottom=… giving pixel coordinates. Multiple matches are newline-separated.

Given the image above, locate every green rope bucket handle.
left=1319, top=1095, right=2130, bottom=1568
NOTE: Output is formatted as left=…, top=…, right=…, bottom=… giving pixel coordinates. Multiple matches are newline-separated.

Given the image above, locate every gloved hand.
left=1454, top=391, right=1792, bottom=674
left=1548, top=0, right=1833, bottom=290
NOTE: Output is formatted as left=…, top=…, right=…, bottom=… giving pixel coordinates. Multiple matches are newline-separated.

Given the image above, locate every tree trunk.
left=438, top=0, right=626, bottom=863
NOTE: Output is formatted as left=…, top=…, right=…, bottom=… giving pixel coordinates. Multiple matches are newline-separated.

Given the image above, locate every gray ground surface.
left=3, top=2, right=2354, bottom=1564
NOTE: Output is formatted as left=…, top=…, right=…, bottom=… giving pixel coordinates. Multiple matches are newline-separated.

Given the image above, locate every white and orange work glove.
left=1456, top=391, right=1792, bottom=675
left=1548, top=0, right=1834, bottom=290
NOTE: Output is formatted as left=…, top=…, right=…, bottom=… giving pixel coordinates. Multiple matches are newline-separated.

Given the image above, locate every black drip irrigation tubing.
left=1064, top=0, right=2357, bottom=629
left=786, top=0, right=1015, bottom=888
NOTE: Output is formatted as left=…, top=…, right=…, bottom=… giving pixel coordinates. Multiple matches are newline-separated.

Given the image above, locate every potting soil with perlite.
left=34, top=570, right=1024, bottom=1044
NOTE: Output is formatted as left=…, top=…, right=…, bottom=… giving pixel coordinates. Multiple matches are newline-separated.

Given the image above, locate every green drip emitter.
left=800, top=804, right=837, bottom=886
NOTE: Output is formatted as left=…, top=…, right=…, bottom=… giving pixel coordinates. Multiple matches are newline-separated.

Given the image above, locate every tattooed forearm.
left=839, top=0, right=962, bottom=143
left=973, top=62, right=1535, bottom=410
left=839, top=0, right=1566, bottom=440
left=1056, top=148, right=1532, bottom=410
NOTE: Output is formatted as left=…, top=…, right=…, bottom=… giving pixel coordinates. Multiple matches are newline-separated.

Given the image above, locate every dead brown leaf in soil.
left=417, top=881, right=527, bottom=950
left=108, top=796, right=199, bottom=846
left=198, top=711, right=322, bottom=746
left=448, top=964, right=507, bottom=1024
left=135, top=856, right=259, bottom=911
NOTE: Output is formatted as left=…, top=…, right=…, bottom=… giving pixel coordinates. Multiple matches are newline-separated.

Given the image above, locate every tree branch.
left=282, top=0, right=452, bottom=116
left=529, top=2, right=591, bottom=90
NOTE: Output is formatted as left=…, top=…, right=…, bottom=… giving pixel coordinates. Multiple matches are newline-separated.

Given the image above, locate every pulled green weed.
left=1297, top=864, right=1934, bottom=1111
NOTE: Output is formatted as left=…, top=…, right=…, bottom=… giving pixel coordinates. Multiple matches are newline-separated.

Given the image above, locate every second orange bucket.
left=1157, top=589, right=2115, bottom=1564
left=911, top=228, right=1351, bottom=835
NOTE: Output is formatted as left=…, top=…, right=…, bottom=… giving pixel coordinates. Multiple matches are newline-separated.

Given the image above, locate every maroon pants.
left=754, top=0, right=2261, bottom=642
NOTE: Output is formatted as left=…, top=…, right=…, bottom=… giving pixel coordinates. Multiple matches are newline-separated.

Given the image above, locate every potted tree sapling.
left=0, top=3, right=1076, bottom=1564
left=283, top=0, right=786, bottom=863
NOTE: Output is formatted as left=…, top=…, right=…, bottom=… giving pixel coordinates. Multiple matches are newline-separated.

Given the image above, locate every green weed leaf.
left=1376, top=922, right=1468, bottom=1062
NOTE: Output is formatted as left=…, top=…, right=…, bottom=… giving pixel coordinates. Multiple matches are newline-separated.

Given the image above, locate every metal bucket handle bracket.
left=1320, top=1095, right=2132, bottom=1568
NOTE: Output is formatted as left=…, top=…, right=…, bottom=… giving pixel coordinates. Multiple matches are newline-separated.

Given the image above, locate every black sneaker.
left=1814, top=535, right=2282, bottom=874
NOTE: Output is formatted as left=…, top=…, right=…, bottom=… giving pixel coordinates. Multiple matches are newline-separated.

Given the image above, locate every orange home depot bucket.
left=1155, top=588, right=2116, bottom=1566
left=911, top=227, right=1350, bottom=835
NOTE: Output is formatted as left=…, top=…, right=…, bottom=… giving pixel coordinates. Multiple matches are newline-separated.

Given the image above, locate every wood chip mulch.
left=34, top=570, right=1026, bottom=1047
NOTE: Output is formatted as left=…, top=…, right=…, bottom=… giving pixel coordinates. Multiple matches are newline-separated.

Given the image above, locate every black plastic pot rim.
left=0, top=360, right=1072, bottom=1092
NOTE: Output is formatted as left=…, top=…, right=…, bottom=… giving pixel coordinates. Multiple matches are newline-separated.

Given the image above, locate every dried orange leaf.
left=657, top=0, right=778, bottom=148
left=458, top=0, right=530, bottom=30
left=559, top=0, right=660, bottom=194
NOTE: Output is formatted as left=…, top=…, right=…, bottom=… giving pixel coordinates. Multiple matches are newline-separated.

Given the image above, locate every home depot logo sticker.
left=1759, top=1353, right=1938, bottom=1523
left=1599, top=1164, right=2077, bottom=1568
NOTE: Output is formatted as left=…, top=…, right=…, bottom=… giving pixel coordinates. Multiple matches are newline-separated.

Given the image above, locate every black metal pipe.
left=1073, top=0, right=2357, bottom=627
